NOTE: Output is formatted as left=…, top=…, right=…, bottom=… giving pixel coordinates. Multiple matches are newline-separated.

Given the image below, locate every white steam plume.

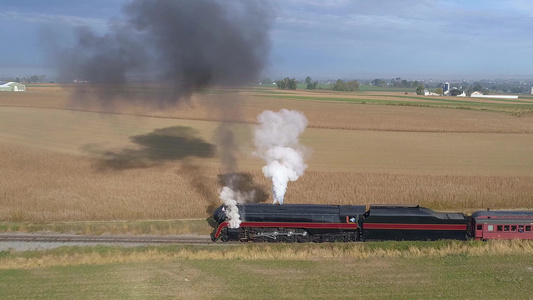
left=254, top=109, right=309, bottom=205
left=219, top=187, right=242, bottom=228
left=218, top=179, right=256, bottom=228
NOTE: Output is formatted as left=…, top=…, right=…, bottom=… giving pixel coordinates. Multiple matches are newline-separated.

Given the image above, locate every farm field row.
left=2, top=86, right=533, bottom=133
left=1, top=242, right=532, bottom=299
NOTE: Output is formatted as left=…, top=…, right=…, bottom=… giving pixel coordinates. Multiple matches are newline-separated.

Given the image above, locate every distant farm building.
left=0, top=82, right=26, bottom=92
left=470, top=92, right=518, bottom=99
left=443, top=82, right=450, bottom=93
left=424, top=89, right=440, bottom=96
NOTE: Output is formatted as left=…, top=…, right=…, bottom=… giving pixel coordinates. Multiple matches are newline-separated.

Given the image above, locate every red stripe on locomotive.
left=363, top=223, right=467, bottom=230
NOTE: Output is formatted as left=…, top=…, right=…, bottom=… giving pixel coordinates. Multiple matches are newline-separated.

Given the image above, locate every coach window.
left=526, top=226, right=532, bottom=231
left=511, top=225, right=517, bottom=231
left=487, top=225, right=494, bottom=232
left=504, top=225, right=510, bottom=231
left=476, top=224, right=482, bottom=230
left=497, top=225, right=503, bottom=231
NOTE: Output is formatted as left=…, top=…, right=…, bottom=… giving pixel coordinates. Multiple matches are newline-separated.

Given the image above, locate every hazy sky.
left=1, top=0, right=533, bottom=80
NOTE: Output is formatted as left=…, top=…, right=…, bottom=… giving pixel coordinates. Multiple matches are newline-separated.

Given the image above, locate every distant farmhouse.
left=0, top=82, right=26, bottom=92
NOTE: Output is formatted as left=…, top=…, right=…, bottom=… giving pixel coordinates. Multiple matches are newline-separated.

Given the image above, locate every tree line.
left=275, top=76, right=360, bottom=92
left=1, top=75, right=47, bottom=83
left=268, top=76, right=530, bottom=96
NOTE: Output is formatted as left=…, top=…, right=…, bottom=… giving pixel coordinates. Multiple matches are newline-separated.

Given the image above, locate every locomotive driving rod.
left=255, top=230, right=308, bottom=239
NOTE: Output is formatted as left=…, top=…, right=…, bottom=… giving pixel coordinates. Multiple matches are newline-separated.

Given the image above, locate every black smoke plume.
left=49, top=0, right=273, bottom=213
left=55, top=0, right=273, bottom=105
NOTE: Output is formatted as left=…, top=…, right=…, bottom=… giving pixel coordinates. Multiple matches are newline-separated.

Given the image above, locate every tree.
left=346, top=80, right=359, bottom=91
left=449, top=88, right=462, bottom=96
left=435, top=88, right=443, bottom=95
left=371, top=79, right=386, bottom=87
left=331, top=79, right=359, bottom=92
left=305, top=76, right=318, bottom=90
left=390, top=77, right=403, bottom=87
left=332, top=79, right=347, bottom=91
left=415, top=84, right=425, bottom=95
left=276, top=77, right=297, bottom=90
left=289, top=78, right=297, bottom=90
left=472, top=82, right=483, bottom=92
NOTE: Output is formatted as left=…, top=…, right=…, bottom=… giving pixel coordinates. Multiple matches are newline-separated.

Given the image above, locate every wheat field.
left=0, top=85, right=532, bottom=221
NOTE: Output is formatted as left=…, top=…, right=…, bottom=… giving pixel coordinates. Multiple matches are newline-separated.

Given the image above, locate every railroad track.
left=0, top=233, right=212, bottom=245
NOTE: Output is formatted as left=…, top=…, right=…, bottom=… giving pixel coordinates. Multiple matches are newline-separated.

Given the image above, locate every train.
left=209, top=203, right=533, bottom=242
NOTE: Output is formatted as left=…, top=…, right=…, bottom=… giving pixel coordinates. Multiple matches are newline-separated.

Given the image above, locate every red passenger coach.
left=471, top=211, right=533, bottom=240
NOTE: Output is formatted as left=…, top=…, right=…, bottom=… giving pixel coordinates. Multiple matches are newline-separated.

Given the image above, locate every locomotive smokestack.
left=254, top=109, right=310, bottom=204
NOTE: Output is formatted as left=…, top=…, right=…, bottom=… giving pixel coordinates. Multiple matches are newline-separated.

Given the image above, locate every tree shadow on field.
left=83, top=126, right=215, bottom=170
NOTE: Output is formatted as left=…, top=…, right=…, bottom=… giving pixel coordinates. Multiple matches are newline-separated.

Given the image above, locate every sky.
left=1, top=0, right=533, bottom=80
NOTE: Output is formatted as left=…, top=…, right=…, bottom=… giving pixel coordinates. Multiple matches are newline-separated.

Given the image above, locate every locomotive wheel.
left=219, top=228, right=229, bottom=242
left=284, top=236, right=297, bottom=243
left=254, top=237, right=265, bottom=242
left=284, top=230, right=297, bottom=243
left=278, top=232, right=297, bottom=243
left=343, top=234, right=355, bottom=242
left=297, top=231, right=311, bottom=243
left=266, top=229, right=278, bottom=242
left=319, top=235, right=334, bottom=243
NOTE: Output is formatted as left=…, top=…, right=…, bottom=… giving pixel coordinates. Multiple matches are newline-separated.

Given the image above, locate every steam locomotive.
left=210, top=203, right=533, bottom=242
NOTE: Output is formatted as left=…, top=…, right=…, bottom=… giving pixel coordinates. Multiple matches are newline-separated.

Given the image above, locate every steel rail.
left=0, top=233, right=212, bottom=245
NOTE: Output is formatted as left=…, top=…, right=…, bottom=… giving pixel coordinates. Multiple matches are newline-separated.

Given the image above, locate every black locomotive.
left=210, top=203, right=469, bottom=242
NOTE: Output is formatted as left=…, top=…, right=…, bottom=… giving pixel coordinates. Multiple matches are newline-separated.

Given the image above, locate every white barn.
left=0, top=82, right=26, bottom=92
left=470, top=93, right=518, bottom=99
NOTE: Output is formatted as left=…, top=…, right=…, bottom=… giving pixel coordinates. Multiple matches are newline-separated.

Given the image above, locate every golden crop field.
left=0, top=84, right=532, bottom=222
